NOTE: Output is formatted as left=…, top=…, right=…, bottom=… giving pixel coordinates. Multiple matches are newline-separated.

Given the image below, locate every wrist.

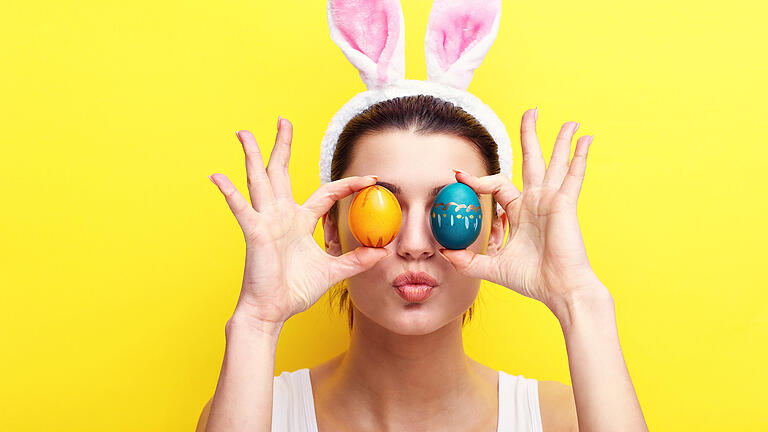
left=227, top=307, right=286, bottom=339
left=548, top=276, right=614, bottom=330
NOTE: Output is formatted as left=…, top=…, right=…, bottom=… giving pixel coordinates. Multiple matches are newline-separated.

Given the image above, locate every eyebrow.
left=376, top=181, right=448, bottom=199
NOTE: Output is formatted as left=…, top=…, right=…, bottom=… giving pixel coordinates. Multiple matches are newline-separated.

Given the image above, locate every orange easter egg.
left=348, top=184, right=402, bottom=247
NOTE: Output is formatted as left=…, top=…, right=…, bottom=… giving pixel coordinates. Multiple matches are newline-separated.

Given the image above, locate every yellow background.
left=2, top=0, right=766, bottom=430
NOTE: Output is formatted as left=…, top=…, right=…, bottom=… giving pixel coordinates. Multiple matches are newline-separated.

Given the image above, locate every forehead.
left=343, top=130, right=487, bottom=189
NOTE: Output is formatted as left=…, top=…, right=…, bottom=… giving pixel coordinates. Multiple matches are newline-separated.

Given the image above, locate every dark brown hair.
left=326, top=94, right=501, bottom=331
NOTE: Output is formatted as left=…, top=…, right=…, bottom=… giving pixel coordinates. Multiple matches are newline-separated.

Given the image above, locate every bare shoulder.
left=195, top=396, right=213, bottom=432
left=537, top=380, right=578, bottom=432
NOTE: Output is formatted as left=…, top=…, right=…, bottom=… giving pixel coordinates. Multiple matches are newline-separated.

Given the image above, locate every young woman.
left=195, top=95, right=648, bottom=431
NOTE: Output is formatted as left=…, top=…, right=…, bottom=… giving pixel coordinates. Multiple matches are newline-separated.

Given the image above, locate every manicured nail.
left=208, top=174, right=216, bottom=185
left=534, top=107, right=538, bottom=121
left=452, top=168, right=467, bottom=176
left=367, top=175, right=379, bottom=182
left=277, top=115, right=282, bottom=130
left=235, top=130, right=241, bottom=142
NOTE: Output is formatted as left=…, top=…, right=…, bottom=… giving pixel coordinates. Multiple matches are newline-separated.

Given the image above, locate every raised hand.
left=439, top=108, right=602, bottom=316
left=208, top=117, right=390, bottom=327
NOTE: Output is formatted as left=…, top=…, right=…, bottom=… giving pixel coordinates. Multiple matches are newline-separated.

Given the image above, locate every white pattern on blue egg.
left=430, top=182, right=482, bottom=250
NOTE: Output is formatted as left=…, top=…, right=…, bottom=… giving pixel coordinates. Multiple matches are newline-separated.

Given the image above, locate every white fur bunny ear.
left=424, top=0, right=502, bottom=90
left=327, top=0, right=406, bottom=90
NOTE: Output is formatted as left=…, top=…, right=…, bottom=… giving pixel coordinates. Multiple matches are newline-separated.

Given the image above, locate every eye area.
left=375, top=180, right=447, bottom=203
left=374, top=183, right=438, bottom=213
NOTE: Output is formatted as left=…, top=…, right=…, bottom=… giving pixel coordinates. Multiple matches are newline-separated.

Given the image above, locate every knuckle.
left=243, top=225, right=263, bottom=243
left=223, top=187, right=238, bottom=200
left=233, top=199, right=251, bottom=213
left=243, top=145, right=261, bottom=157
left=565, top=171, right=584, bottom=181
left=247, top=175, right=267, bottom=188
left=350, top=250, right=364, bottom=267
left=325, top=189, right=342, bottom=203
left=491, top=173, right=508, bottom=189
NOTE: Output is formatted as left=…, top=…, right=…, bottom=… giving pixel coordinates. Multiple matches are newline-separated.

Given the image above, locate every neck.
left=330, top=309, right=493, bottom=428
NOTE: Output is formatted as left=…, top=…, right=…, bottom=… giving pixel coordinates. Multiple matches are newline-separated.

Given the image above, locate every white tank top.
left=271, top=368, right=543, bottom=431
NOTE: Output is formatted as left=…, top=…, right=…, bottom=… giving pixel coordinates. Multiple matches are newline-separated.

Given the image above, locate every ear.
left=327, top=0, right=406, bottom=89
left=487, top=208, right=507, bottom=256
left=322, top=212, right=343, bottom=257
left=424, top=0, right=502, bottom=90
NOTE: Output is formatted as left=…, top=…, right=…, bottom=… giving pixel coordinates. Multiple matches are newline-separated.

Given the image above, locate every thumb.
left=438, top=248, right=497, bottom=282
left=328, top=246, right=391, bottom=285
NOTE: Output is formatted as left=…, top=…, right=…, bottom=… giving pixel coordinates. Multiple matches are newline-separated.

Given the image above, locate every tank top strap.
left=271, top=368, right=319, bottom=432
left=497, top=370, right=543, bottom=432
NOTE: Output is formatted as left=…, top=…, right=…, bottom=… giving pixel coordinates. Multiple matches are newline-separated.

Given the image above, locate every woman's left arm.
left=439, top=108, right=649, bottom=432
left=553, top=273, right=648, bottom=432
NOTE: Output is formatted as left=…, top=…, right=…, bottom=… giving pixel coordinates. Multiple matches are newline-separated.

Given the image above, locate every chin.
left=351, top=295, right=470, bottom=336
left=383, top=310, right=449, bottom=336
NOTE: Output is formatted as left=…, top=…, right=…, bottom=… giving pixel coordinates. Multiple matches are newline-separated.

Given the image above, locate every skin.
left=198, top=109, right=649, bottom=432
left=314, top=130, right=520, bottom=431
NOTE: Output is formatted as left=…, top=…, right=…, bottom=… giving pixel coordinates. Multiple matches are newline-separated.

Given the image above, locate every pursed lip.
left=392, top=270, right=438, bottom=287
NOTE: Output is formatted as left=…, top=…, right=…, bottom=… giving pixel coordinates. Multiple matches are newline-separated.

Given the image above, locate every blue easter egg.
left=430, top=182, right=482, bottom=250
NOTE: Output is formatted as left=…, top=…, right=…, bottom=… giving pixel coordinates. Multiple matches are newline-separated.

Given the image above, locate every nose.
left=395, top=207, right=437, bottom=260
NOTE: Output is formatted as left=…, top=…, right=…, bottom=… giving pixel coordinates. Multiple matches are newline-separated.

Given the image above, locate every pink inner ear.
left=427, top=4, right=496, bottom=71
left=330, top=0, right=400, bottom=83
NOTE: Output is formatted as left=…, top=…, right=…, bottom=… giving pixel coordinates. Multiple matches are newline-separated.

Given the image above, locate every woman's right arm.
left=198, top=118, right=390, bottom=432
left=200, top=311, right=283, bottom=432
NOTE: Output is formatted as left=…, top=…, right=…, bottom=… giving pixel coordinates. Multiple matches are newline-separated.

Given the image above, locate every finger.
left=438, top=248, right=501, bottom=284
left=327, top=246, right=391, bottom=287
left=209, top=173, right=258, bottom=233
left=266, top=116, right=295, bottom=203
left=520, top=108, right=545, bottom=188
left=560, top=135, right=593, bottom=202
left=302, top=175, right=378, bottom=221
left=236, top=130, right=277, bottom=212
left=453, top=170, right=521, bottom=221
left=543, top=121, right=580, bottom=189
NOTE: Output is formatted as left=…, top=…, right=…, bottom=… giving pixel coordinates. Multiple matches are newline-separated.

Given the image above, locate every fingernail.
left=452, top=168, right=467, bottom=176
left=367, top=175, right=379, bottom=182
left=277, top=115, right=282, bottom=130
left=588, top=135, right=595, bottom=146
left=208, top=174, right=216, bottom=185
left=235, top=130, right=241, bottom=142
left=534, top=107, right=538, bottom=121
left=574, top=122, right=581, bottom=133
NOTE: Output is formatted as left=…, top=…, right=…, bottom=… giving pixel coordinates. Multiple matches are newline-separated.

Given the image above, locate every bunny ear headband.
left=319, top=0, right=511, bottom=215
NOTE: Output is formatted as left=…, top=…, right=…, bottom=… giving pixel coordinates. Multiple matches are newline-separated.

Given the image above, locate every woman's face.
left=323, top=129, right=506, bottom=335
